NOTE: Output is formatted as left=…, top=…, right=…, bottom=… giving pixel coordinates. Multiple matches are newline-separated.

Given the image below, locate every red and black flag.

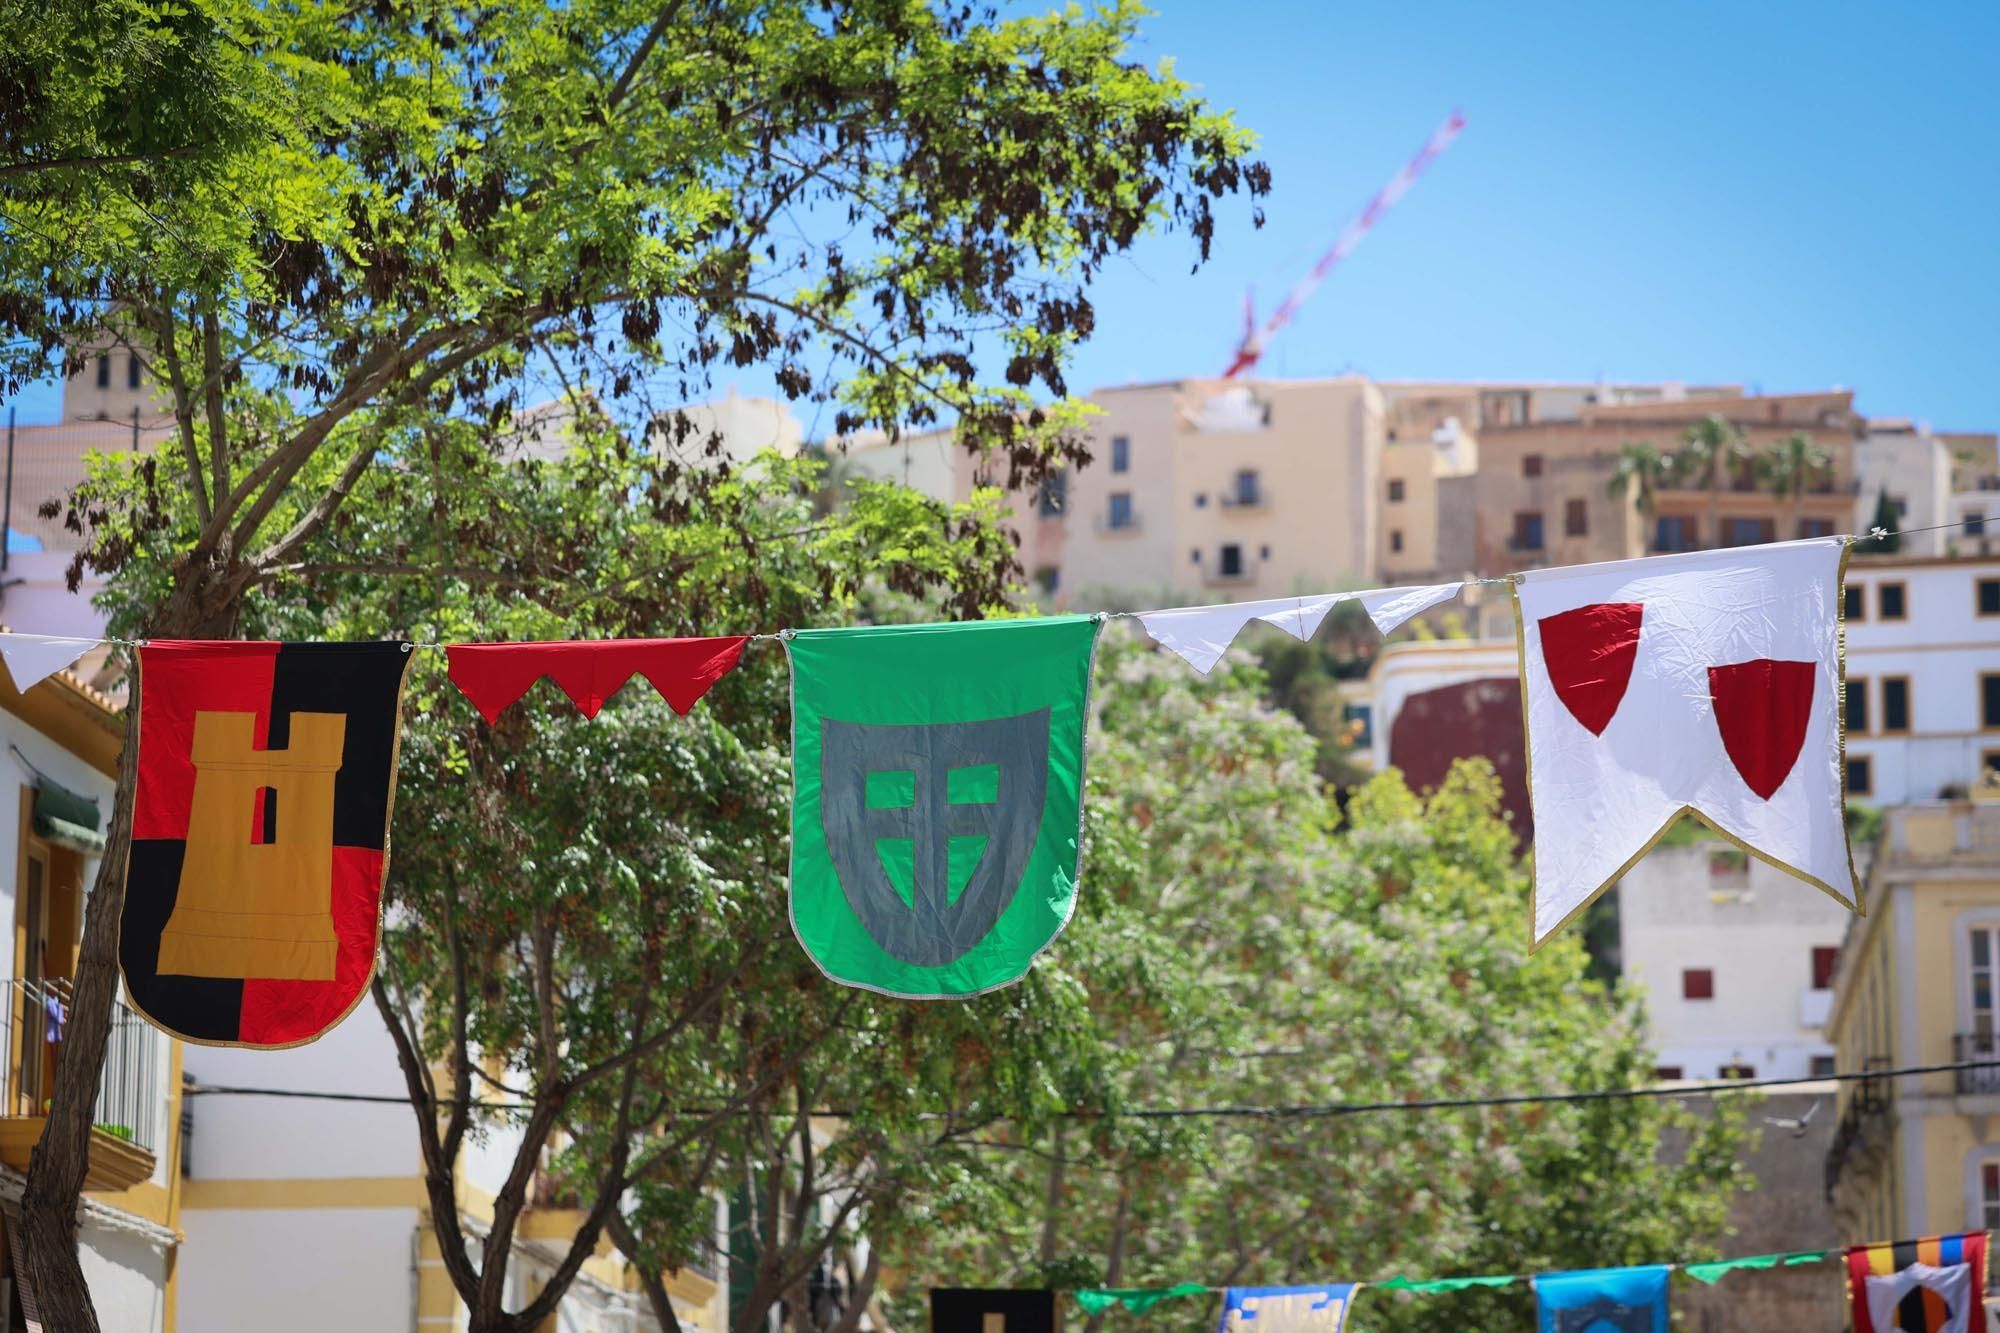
left=120, top=641, right=414, bottom=1047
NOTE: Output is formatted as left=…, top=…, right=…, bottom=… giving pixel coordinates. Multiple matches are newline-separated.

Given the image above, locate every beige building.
left=1824, top=790, right=2000, bottom=1269
left=1056, top=377, right=1385, bottom=605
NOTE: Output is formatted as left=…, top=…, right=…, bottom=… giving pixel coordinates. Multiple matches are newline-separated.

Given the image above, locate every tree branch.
left=140, top=297, right=212, bottom=528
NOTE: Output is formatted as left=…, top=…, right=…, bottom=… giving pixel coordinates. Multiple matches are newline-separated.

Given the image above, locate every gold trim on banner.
left=1515, top=542, right=1865, bottom=952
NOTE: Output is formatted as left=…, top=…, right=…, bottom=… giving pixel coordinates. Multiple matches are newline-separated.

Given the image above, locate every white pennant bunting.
left=1136, top=593, right=1349, bottom=675
left=1357, top=582, right=1464, bottom=635
left=0, top=635, right=102, bottom=693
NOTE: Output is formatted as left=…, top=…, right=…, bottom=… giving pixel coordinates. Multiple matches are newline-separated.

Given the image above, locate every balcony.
left=1092, top=513, right=1143, bottom=536
left=1823, top=1056, right=1890, bottom=1200
left=0, top=979, right=160, bottom=1192
left=1955, top=1033, right=2000, bottom=1096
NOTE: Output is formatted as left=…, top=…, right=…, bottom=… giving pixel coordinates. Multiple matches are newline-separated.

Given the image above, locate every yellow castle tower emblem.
left=156, top=709, right=347, bottom=981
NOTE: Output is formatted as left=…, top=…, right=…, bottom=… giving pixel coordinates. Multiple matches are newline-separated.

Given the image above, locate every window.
left=1723, top=517, right=1775, bottom=547
left=1811, top=1054, right=1838, bottom=1078
left=1258, top=545, right=1270, bottom=560
left=1387, top=479, right=1406, bottom=503
left=1513, top=511, right=1545, bottom=551
left=1972, top=926, right=2000, bottom=1039
left=95, top=356, right=110, bottom=389
left=1985, top=749, right=2000, bottom=779
left=1984, top=672, right=2000, bottom=730
left=1845, top=584, right=1865, bottom=621
left=1389, top=530, right=1404, bottom=554
left=1978, top=578, right=2000, bottom=617
left=1218, top=543, right=1243, bottom=578
left=1110, top=435, right=1129, bottom=474
left=1683, top=968, right=1714, bottom=1000
left=1982, top=1160, right=2000, bottom=1231
left=1878, top=582, right=1907, bottom=621
left=1881, top=677, right=1910, bottom=734
left=1846, top=755, right=1873, bottom=796
left=1966, top=511, right=1988, bottom=537
left=1890, top=494, right=1909, bottom=519
left=1799, top=518, right=1834, bottom=539
left=1190, top=549, right=1201, bottom=564
left=1036, top=470, right=1067, bottom=517
left=1033, top=566, right=1059, bottom=593
left=1107, top=492, right=1134, bottom=530
left=1523, top=453, right=1544, bottom=478
left=1718, top=1063, right=1755, bottom=1080
left=252, top=786, right=277, bottom=844
left=1232, top=469, right=1261, bottom=506
left=1562, top=498, right=1587, bottom=537
left=126, top=354, right=141, bottom=390
left=1847, top=677, right=1870, bottom=734
left=1653, top=1065, right=1683, bottom=1081
left=1812, top=946, right=1840, bottom=990
left=1655, top=516, right=1697, bottom=553
left=1194, top=492, right=1208, bottom=508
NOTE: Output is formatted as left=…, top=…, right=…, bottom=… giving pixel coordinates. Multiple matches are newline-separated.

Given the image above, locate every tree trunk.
left=19, top=573, right=242, bottom=1331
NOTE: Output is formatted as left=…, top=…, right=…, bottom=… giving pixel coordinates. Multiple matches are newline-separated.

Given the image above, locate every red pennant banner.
left=446, top=637, right=750, bottom=723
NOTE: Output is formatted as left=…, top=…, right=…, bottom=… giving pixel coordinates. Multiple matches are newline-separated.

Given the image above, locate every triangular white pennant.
left=1515, top=539, right=1856, bottom=946
left=1136, top=594, right=1348, bottom=675
left=0, top=635, right=101, bottom=693
left=1358, top=582, right=1464, bottom=635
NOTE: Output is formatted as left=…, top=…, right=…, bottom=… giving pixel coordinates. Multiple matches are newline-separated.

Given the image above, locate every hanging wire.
left=180, top=1053, right=1981, bottom=1117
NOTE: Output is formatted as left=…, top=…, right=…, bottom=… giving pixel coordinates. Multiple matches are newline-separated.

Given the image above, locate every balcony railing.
left=1955, top=1032, right=2000, bottom=1095
left=3, top=978, right=160, bottom=1156
left=1823, top=1056, right=1890, bottom=1199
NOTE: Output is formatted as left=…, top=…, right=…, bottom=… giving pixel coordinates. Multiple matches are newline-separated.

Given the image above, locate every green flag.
left=787, top=616, right=1101, bottom=997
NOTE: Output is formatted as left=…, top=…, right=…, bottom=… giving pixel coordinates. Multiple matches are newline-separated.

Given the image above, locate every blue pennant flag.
left=1218, top=1284, right=1358, bottom=1333
left=1533, top=1265, right=1670, bottom=1332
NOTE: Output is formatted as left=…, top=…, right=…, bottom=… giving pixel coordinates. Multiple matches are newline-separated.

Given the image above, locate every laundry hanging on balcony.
left=1513, top=538, right=1858, bottom=946
left=119, top=641, right=415, bottom=1047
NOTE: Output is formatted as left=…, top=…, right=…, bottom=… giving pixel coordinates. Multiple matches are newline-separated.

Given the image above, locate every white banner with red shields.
left=1514, top=538, right=1859, bottom=945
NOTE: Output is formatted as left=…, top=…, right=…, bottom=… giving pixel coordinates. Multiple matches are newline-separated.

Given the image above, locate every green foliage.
left=1606, top=440, right=1671, bottom=526
left=1757, top=432, right=1832, bottom=503
left=885, top=641, right=1745, bottom=1330
left=1854, top=488, right=1902, bottom=554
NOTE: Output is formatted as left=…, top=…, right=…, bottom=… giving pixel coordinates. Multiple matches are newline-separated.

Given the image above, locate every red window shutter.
left=1683, top=968, right=1714, bottom=1000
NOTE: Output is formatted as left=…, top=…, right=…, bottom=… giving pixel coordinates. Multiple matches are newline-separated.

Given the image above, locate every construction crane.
left=1224, top=109, right=1466, bottom=379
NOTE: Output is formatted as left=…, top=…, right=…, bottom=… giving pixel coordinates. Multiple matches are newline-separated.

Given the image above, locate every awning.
left=32, top=776, right=103, bottom=855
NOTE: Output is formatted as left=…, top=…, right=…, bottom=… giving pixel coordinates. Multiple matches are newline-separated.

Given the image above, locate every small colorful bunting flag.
left=1218, top=1284, right=1357, bottom=1333
left=0, top=633, right=100, bottom=692
left=931, top=1289, right=1059, bottom=1333
left=1848, top=1233, right=1987, bottom=1333
left=1684, top=1250, right=1828, bottom=1284
left=445, top=636, right=748, bottom=722
left=1074, top=1284, right=1208, bottom=1315
left=1514, top=538, right=1858, bottom=945
left=120, top=641, right=414, bottom=1047
left=786, top=616, right=1101, bottom=997
left=1533, top=1265, right=1669, bottom=1332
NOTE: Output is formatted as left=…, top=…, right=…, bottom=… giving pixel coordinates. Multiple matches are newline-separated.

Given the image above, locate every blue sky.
left=8, top=3, right=1995, bottom=431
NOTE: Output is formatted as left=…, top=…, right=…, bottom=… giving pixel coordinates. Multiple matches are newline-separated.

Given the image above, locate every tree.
left=9, top=0, right=1268, bottom=1321
left=1757, top=431, right=1831, bottom=542
left=1854, top=487, right=1902, bottom=554
left=1668, top=414, right=1751, bottom=549
left=885, top=640, right=1745, bottom=1331
left=1605, top=441, right=1671, bottom=554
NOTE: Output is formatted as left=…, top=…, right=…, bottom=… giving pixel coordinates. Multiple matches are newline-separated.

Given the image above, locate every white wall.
left=1620, top=844, right=1853, bottom=1080
left=79, top=1220, right=168, bottom=1333
left=1853, top=430, right=1950, bottom=556
left=182, top=1003, right=419, bottom=1181
left=178, top=1207, right=420, bottom=1332
left=1846, top=559, right=2000, bottom=803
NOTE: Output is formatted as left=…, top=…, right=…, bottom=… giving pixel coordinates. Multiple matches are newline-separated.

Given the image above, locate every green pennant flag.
left=1073, top=1283, right=1208, bottom=1315
left=1684, top=1250, right=1829, bottom=1285
left=786, top=616, right=1102, bottom=997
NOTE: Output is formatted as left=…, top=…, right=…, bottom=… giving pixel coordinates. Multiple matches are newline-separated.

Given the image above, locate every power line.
left=181, top=1055, right=1971, bottom=1119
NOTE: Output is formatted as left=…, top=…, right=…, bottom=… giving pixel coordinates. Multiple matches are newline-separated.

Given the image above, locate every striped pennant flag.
left=1847, top=1232, right=1988, bottom=1332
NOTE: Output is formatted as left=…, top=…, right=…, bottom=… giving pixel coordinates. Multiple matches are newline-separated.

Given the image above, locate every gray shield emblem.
left=820, top=709, right=1050, bottom=966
